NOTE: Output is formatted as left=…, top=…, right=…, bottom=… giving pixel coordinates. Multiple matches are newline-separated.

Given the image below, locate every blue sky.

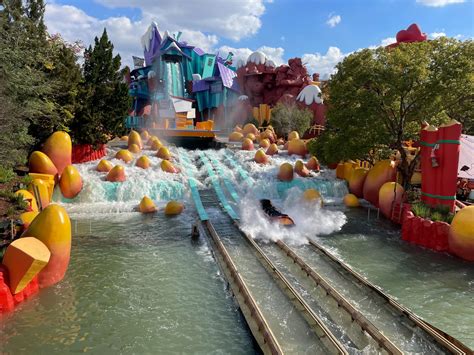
left=45, top=0, right=473, bottom=77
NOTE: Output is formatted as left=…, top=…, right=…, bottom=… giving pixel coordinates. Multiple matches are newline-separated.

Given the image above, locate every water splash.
left=239, top=188, right=347, bottom=245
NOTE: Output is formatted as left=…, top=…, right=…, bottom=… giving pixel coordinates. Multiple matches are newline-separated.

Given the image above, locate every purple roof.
left=217, top=62, right=237, bottom=89
left=144, top=26, right=162, bottom=66
left=192, top=80, right=210, bottom=92
left=193, top=47, right=205, bottom=56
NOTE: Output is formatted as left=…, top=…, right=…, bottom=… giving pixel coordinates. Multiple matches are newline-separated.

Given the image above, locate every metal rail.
left=236, top=226, right=349, bottom=355
left=307, top=239, right=469, bottom=355
left=201, top=220, right=283, bottom=355
left=275, top=239, right=402, bottom=354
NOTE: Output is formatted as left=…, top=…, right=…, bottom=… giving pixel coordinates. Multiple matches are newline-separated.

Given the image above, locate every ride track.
left=177, top=149, right=469, bottom=355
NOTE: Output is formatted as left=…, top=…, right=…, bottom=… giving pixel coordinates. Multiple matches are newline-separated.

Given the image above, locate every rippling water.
left=0, top=211, right=258, bottom=354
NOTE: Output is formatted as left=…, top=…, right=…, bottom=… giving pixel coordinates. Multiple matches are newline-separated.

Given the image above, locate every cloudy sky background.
left=45, top=0, right=473, bottom=78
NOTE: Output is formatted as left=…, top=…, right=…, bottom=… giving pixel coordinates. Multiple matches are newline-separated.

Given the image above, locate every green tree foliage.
left=71, top=29, right=130, bottom=144
left=0, top=0, right=82, bottom=154
left=312, top=38, right=473, bottom=185
left=270, top=103, right=312, bottom=138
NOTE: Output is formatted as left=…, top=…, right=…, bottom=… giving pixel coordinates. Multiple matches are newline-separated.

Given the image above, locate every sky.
left=44, top=0, right=474, bottom=78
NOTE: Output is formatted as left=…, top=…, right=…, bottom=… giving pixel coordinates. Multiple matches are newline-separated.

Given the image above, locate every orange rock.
left=243, top=123, right=258, bottom=136
left=260, top=129, right=276, bottom=143
left=229, top=131, right=244, bottom=142
left=96, top=159, right=113, bottom=172
left=349, top=168, right=369, bottom=197
left=295, top=160, right=310, bottom=177
left=363, top=160, right=397, bottom=207
left=336, top=163, right=345, bottom=179
left=254, top=149, right=269, bottom=164
left=128, top=143, right=141, bottom=154
left=449, top=206, right=474, bottom=261
left=28, top=179, right=50, bottom=209
left=161, top=160, right=179, bottom=174
left=241, top=138, right=254, bottom=151
left=128, top=130, right=143, bottom=149
left=266, top=143, right=278, bottom=156
left=287, top=139, right=307, bottom=156
left=115, top=149, right=133, bottom=163
left=29, top=151, right=58, bottom=177
left=120, top=135, right=129, bottom=141
left=259, top=138, right=270, bottom=149
left=136, top=156, right=151, bottom=169
left=138, top=196, right=157, bottom=213
left=59, top=165, right=83, bottom=199
left=19, top=211, right=39, bottom=230
left=234, top=125, right=242, bottom=132
left=344, top=194, right=359, bottom=207
left=157, top=147, right=171, bottom=160
left=246, top=133, right=256, bottom=142
left=1, top=237, right=51, bottom=294
left=278, top=163, right=294, bottom=182
left=288, top=131, right=299, bottom=141
left=165, top=201, right=184, bottom=215
left=306, top=156, right=320, bottom=171
left=21, top=204, right=71, bottom=288
left=140, top=130, right=150, bottom=141
left=343, top=160, right=357, bottom=181
left=150, top=139, right=163, bottom=151
left=106, top=165, right=126, bottom=182
left=378, top=182, right=404, bottom=218
left=42, top=131, right=72, bottom=176
left=15, top=190, right=38, bottom=212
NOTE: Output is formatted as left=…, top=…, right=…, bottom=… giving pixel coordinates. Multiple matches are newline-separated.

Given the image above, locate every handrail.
left=276, top=240, right=402, bottom=354
left=307, top=239, right=467, bottom=354
left=202, top=220, right=283, bottom=355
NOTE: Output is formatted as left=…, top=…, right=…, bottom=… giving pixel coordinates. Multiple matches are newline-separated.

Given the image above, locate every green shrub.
left=411, top=202, right=431, bottom=219
left=0, top=166, right=15, bottom=184
left=270, top=103, right=312, bottom=138
left=430, top=212, right=444, bottom=222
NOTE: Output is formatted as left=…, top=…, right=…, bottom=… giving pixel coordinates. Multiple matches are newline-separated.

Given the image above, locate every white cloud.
left=96, top=0, right=267, bottom=41
left=416, top=0, right=465, bottom=6
left=380, top=37, right=396, bottom=46
left=326, top=14, right=341, bottom=28
left=430, top=32, right=447, bottom=39
left=302, top=47, right=347, bottom=79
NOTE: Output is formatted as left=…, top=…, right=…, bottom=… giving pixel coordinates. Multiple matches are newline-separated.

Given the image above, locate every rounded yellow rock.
left=136, top=156, right=151, bottom=169
left=165, top=201, right=184, bottom=216
left=59, top=165, right=83, bottom=199
left=42, top=131, right=72, bottom=176
left=115, top=149, right=133, bottom=163
left=344, top=194, right=359, bottom=207
left=29, top=151, right=58, bottom=177
left=15, top=190, right=38, bottom=212
left=96, top=159, right=113, bottom=172
left=139, top=196, right=157, bottom=213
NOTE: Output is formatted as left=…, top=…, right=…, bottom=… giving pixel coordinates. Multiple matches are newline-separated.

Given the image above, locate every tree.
left=71, top=29, right=130, bottom=144
left=270, top=103, right=312, bottom=138
left=312, top=38, right=473, bottom=186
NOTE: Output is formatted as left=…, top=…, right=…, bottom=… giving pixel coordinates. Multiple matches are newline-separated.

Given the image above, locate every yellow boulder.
left=161, top=160, right=179, bottom=174
left=128, top=130, right=143, bottom=149
left=378, top=182, right=404, bottom=218
left=344, top=194, right=359, bottom=207
left=96, top=159, right=113, bottom=173
left=140, top=130, right=150, bottom=141
left=157, top=147, right=171, bottom=160
left=229, top=131, right=244, bottom=142
left=15, top=190, right=38, bottom=212
left=343, top=160, right=357, bottom=181
left=241, top=138, right=254, bottom=151
left=1, top=237, right=51, bottom=294
left=363, top=160, right=397, bottom=207
left=165, top=201, right=184, bottom=216
left=246, top=133, right=256, bottom=142
left=254, top=149, right=269, bottom=164
left=136, top=156, right=151, bottom=169
left=19, top=211, right=39, bottom=230
left=449, top=206, right=474, bottom=261
left=243, top=123, right=258, bottom=136
left=59, top=165, right=83, bottom=199
left=28, top=179, right=51, bottom=209
left=349, top=167, right=369, bottom=198
left=278, top=162, right=294, bottom=182
left=138, top=196, right=157, bottom=213
left=295, top=160, right=310, bottom=177
left=106, top=165, right=126, bottom=182
left=21, top=204, right=71, bottom=288
left=29, top=151, right=58, bottom=177
left=303, top=189, right=323, bottom=206
left=288, top=131, right=299, bottom=141
left=128, top=143, right=141, bottom=154
left=150, top=139, right=163, bottom=151
left=120, top=135, right=128, bottom=141
left=336, top=163, right=345, bottom=179
left=115, top=149, right=133, bottom=163
left=266, top=143, right=278, bottom=156
left=42, top=131, right=72, bottom=176
left=259, top=138, right=270, bottom=149
left=287, top=139, right=307, bottom=156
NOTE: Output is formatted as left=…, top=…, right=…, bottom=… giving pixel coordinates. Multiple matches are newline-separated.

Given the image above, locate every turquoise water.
left=0, top=211, right=258, bottom=354
left=1, top=146, right=472, bottom=353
